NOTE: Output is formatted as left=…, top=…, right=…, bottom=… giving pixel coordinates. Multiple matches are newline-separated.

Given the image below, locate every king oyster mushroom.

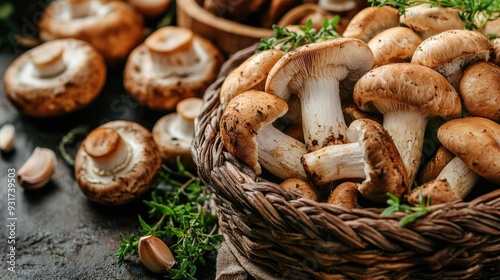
left=3, top=39, right=106, bottom=117
left=152, top=97, right=203, bottom=171
left=39, top=0, right=144, bottom=63
left=124, top=26, right=224, bottom=111
left=74, top=120, right=161, bottom=206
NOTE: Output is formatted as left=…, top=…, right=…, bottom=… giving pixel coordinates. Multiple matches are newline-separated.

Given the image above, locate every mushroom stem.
left=300, top=73, right=348, bottom=151
left=168, top=97, right=203, bottom=141
left=436, top=156, right=479, bottom=199
left=83, top=127, right=132, bottom=175
left=257, top=125, right=308, bottom=180
left=29, top=44, right=66, bottom=78
left=382, top=109, right=428, bottom=184
left=68, top=0, right=92, bottom=18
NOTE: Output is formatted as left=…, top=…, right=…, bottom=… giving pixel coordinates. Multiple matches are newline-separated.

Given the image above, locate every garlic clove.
left=0, top=124, right=15, bottom=152
left=18, top=147, right=57, bottom=190
left=138, top=235, right=176, bottom=274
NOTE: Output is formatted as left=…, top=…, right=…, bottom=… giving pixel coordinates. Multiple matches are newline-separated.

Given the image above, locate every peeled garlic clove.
left=138, top=235, right=176, bottom=274
left=0, top=124, right=15, bottom=152
left=18, top=147, right=57, bottom=190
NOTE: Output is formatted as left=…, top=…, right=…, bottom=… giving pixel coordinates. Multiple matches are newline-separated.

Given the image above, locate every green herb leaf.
left=381, top=189, right=435, bottom=226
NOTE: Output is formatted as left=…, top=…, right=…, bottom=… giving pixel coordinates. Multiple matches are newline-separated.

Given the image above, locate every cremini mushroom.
left=353, top=63, right=461, bottom=185
left=129, top=0, right=171, bottom=17
left=399, top=4, right=465, bottom=39
left=220, top=90, right=308, bottom=180
left=124, top=26, right=224, bottom=111
left=279, top=178, right=319, bottom=201
left=301, top=118, right=409, bottom=202
left=39, top=0, right=144, bottom=63
left=341, top=6, right=400, bottom=43
left=152, top=97, right=203, bottom=171
left=459, top=61, right=500, bottom=122
left=326, top=181, right=359, bottom=208
left=3, top=39, right=106, bottom=117
left=436, top=117, right=500, bottom=199
left=265, top=38, right=374, bottom=151
left=411, top=29, right=491, bottom=91
left=18, top=147, right=57, bottom=190
left=407, top=179, right=461, bottom=206
left=0, top=124, right=15, bottom=153
left=367, top=26, right=423, bottom=67
left=74, top=120, right=161, bottom=205
left=418, top=146, right=455, bottom=184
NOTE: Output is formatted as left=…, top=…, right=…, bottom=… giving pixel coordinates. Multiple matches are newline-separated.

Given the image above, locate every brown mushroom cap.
left=408, top=179, right=461, bottom=206
left=326, top=181, right=359, bottom=208
left=279, top=178, right=319, bottom=201
left=39, top=0, right=144, bottom=63
left=459, top=62, right=500, bottom=122
left=367, top=26, right=423, bottom=66
left=203, top=0, right=267, bottom=23
left=342, top=6, right=400, bottom=43
left=124, top=27, right=224, bottom=111
left=437, top=117, right=500, bottom=184
left=3, top=39, right=106, bottom=117
left=75, top=120, right=161, bottom=206
left=491, top=38, right=500, bottom=66
left=418, top=145, right=455, bottom=184
left=129, top=0, right=171, bottom=17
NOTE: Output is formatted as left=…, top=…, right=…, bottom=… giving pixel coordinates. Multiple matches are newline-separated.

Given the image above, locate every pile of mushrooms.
left=219, top=5, right=500, bottom=208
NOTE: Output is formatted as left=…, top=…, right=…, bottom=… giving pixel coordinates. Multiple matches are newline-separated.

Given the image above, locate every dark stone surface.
left=0, top=52, right=217, bottom=280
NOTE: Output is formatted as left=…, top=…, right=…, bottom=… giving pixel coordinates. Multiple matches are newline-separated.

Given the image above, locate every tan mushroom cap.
left=460, top=62, right=500, bottom=122
left=342, top=6, right=400, bottom=43
left=399, top=4, right=465, bottom=39
left=483, top=16, right=500, bottom=36
left=75, top=120, right=162, bottom=206
left=408, top=179, right=461, bottom=206
left=279, top=178, right=319, bottom=201
left=491, top=38, right=500, bottom=66
left=326, top=181, right=358, bottom=208
left=367, top=26, right=423, bottom=66
left=129, top=0, right=171, bottom=17
left=437, top=117, right=500, bottom=184
left=3, top=39, right=106, bottom=117
left=39, top=0, right=144, bottom=63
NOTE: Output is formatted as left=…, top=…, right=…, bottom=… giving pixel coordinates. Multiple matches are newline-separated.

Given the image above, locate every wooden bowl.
left=176, top=0, right=273, bottom=55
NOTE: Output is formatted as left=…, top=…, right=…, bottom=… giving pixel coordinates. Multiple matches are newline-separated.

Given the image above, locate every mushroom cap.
left=399, top=4, right=465, bottom=39
left=3, top=38, right=106, bottom=117
left=353, top=63, right=461, bottom=119
left=279, top=178, right=319, bottom=201
left=408, top=179, right=461, bottom=206
left=220, top=49, right=284, bottom=109
left=265, top=37, right=374, bottom=102
left=124, top=32, right=224, bottom=111
left=39, top=0, right=144, bottom=63
left=437, top=117, right=500, bottom=184
left=460, top=62, right=500, bottom=122
left=129, top=0, right=171, bottom=17
left=326, top=181, right=359, bottom=208
left=411, top=29, right=490, bottom=69
left=74, top=120, right=162, bottom=206
left=367, top=26, right=423, bottom=66
left=418, top=145, right=455, bottom=184
left=349, top=119, right=409, bottom=202
left=342, top=6, right=400, bottom=43
left=483, top=17, right=500, bottom=36
left=491, top=38, right=500, bottom=66
left=219, top=90, right=288, bottom=175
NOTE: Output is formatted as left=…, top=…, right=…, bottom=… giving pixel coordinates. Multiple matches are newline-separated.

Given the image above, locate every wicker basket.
left=191, top=45, right=500, bottom=279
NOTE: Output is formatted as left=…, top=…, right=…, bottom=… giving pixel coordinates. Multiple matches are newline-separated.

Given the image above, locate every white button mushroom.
left=124, top=26, right=224, bottom=111
left=74, top=120, right=162, bottom=206
left=3, top=39, right=106, bottom=117
left=342, top=6, right=400, bottom=43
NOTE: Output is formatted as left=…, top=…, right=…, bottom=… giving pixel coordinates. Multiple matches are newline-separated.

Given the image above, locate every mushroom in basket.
left=341, top=6, right=399, bottom=43
left=74, top=120, right=161, bottom=206
left=124, top=26, right=224, bottom=111
left=39, top=0, right=144, bottom=63
left=3, top=39, right=106, bottom=117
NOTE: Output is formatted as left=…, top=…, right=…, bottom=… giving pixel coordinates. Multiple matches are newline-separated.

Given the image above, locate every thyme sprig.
left=116, top=161, right=222, bottom=279
left=59, top=125, right=89, bottom=167
left=381, top=190, right=434, bottom=226
left=257, top=17, right=342, bottom=52
left=369, top=0, right=500, bottom=34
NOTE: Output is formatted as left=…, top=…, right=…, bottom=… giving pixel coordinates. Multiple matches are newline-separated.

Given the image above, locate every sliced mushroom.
left=407, top=179, right=461, bottom=206
left=18, top=147, right=57, bottom=190
left=124, top=26, right=224, bottom=111
left=220, top=90, right=308, bottom=180
left=152, top=97, right=203, bottom=171
left=3, top=39, right=106, bottom=117
left=326, top=181, right=359, bottom=208
left=279, top=178, right=319, bottom=201
left=342, top=6, right=400, bottom=43
left=411, top=29, right=491, bottom=91
left=74, top=120, right=162, bottom=205
left=418, top=146, right=455, bottom=184
left=39, top=0, right=144, bottom=63
left=353, top=63, right=461, bottom=185
left=265, top=38, right=374, bottom=151
left=129, top=0, right=171, bottom=17
left=367, top=26, right=423, bottom=67
left=459, top=61, right=500, bottom=122
left=301, top=118, right=409, bottom=202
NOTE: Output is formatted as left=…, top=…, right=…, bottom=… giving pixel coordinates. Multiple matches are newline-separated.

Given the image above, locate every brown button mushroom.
left=367, top=26, right=423, bottom=67
left=418, top=146, right=455, bottom=184
left=74, top=120, right=161, bottom=206
left=399, top=4, right=465, bottom=40
left=124, top=26, right=224, bottom=111
left=326, top=181, right=359, bottom=208
left=353, top=63, right=461, bottom=185
left=18, top=147, right=58, bottom=190
left=490, top=38, right=500, bottom=66
left=3, top=39, right=106, bottom=117
left=265, top=38, right=374, bottom=151
left=279, top=178, right=319, bottom=201
left=301, top=118, right=409, bottom=202
left=436, top=117, right=500, bottom=198
left=342, top=6, right=400, bottom=43
left=129, top=0, right=171, bottom=17
left=411, top=29, right=491, bottom=91
left=459, top=62, right=500, bottom=122
left=152, top=97, right=203, bottom=171
left=39, top=0, right=144, bottom=63
left=220, top=90, right=308, bottom=180
left=407, top=179, right=461, bottom=206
